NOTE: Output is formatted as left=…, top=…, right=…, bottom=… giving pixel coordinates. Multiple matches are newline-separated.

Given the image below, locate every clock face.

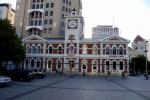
left=68, top=19, right=77, bottom=29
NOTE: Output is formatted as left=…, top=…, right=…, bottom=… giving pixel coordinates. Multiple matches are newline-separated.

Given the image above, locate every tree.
left=0, top=19, right=25, bottom=69
left=130, top=55, right=150, bottom=73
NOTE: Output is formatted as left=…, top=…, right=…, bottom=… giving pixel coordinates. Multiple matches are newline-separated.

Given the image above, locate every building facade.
left=92, top=25, right=119, bottom=39
left=129, top=35, right=147, bottom=60
left=21, top=10, right=130, bottom=75
left=15, top=0, right=82, bottom=38
left=0, top=3, right=15, bottom=25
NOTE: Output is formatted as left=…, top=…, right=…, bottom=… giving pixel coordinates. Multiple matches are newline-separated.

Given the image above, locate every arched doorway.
left=69, top=60, right=75, bottom=73
left=47, top=60, right=52, bottom=72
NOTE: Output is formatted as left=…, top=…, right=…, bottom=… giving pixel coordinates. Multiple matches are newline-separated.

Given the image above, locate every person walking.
left=107, top=71, right=111, bottom=81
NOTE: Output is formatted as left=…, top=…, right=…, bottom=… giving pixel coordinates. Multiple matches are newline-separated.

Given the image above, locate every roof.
left=133, top=35, right=145, bottom=42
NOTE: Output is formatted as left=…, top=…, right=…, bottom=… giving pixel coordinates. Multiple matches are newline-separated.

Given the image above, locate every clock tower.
left=64, top=9, right=84, bottom=73
left=65, top=9, right=84, bottom=41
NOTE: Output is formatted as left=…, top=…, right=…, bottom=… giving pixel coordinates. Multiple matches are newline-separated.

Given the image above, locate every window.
left=33, top=0, right=36, bottom=3
left=39, top=20, right=42, bottom=25
left=46, top=3, right=49, bottom=8
left=48, top=28, right=52, bottom=33
left=57, top=60, right=62, bottom=69
left=44, top=28, right=47, bottom=33
left=30, top=20, right=33, bottom=26
left=49, top=19, right=53, bottom=24
left=50, top=11, right=53, bottom=16
left=51, top=3, right=54, bottom=8
left=68, top=35, right=75, bottom=40
left=120, top=61, right=123, bottom=70
left=58, top=46, right=63, bottom=54
left=32, top=4, right=35, bottom=9
left=92, top=45, right=98, bottom=54
left=106, top=61, right=110, bottom=70
left=106, top=46, right=110, bottom=55
left=48, top=46, right=53, bottom=54
left=40, top=4, right=43, bottom=8
left=69, top=45, right=74, bottom=54
left=35, top=20, right=37, bottom=26
left=69, top=1, right=71, bottom=6
left=82, top=45, right=87, bottom=54
left=112, top=46, right=117, bottom=55
left=45, top=11, right=48, bottom=16
left=31, top=59, right=35, bottom=68
left=37, top=60, right=40, bottom=68
left=92, top=61, right=97, bottom=71
left=37, top=45, right=42, bottom=54
left=119, top=47, right=124, bottom=55
left=31, top=45, right=37, bottom=54
left=26, top=45, right=30, bottom=53
left=36, top=4, right=39, bottom=9
left=37, top=0, right=40, bottom=2
left=63, top=0, right=65, bottom=3
left=48, top=60, right=52, bottom=68
left=113, top=61, right=116, bottom=70
left=66, top=0, right=68, bottom=5
left=44, top=19, right=48, bottom=25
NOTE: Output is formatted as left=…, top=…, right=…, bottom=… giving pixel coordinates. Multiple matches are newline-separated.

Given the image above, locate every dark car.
left=10, top=70, right=34, bottom=81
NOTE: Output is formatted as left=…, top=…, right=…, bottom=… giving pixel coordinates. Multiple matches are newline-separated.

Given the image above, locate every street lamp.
left=145, top=41, right=148, bottom=74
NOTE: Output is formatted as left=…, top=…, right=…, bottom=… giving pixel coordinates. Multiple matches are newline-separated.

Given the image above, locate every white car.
left=0, top=76, right=12, bottom=86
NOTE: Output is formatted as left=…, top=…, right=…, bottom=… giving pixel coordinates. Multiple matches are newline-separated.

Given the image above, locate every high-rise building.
left=15, top=0, right=82, bottom=38
left=92, top=25, right=119, bottom=39
left=0, top=3, right=15, bottom=25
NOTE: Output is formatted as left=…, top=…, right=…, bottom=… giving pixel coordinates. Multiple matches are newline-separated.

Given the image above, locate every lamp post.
left=145, top=41, right=148, bottom=74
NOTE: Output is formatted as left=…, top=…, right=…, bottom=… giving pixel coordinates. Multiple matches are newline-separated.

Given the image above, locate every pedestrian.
left=107, top=71, right=110, bottom=81
left=144, top=73, right=148, bottom=80
left=122, top=71, right=125, bottom=79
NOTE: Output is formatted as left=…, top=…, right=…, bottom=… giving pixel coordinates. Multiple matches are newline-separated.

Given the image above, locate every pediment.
left=102, top=35, right=130, bottom=43
left=22, top=35, right=46, bottom=42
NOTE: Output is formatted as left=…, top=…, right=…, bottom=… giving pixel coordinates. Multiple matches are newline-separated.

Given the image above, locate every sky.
left=0, top=0, right=150, bottom=43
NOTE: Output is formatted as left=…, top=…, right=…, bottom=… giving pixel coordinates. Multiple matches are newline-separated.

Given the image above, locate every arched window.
left=119, top=46, right=124, bottom=55
left=37, top=45, right=42, bottom=54
left=26, top=45, right=30, bottom=54
left=57, top=60, right=62, bottom=69
left=113, top=61, right=116, bottom=70
left=58, top=46, right=63, bottom=54
left=106, top=61, right=110, bottom=70
left=112, top=46, right=117, bottom=55
left=92, top=60, right=98, bottom=71
left=120, top=61, right=123, bottom=70
left=69, top=44, right=74, bottom=54
left=31, top=45, right=37, bottom=54
left=48, top=46, right=53, bottom=54
left=31, top=59, right=35, bottom=68
left=48, top=60, right=52, bottom=69
left=92, top=45, right=98, bottom=54
left=105, top=46, right=110, bottom=55
left=82, top=45, right=87, bottom=54
left=37, top=60, right=41, bottom=68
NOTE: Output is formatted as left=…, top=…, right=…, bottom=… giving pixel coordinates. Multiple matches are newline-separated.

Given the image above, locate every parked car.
left=32, top=69, right=46, bottom=79
left=0, top=75, right=12, bottom=86
left=8, top=70, right=35, bottom=81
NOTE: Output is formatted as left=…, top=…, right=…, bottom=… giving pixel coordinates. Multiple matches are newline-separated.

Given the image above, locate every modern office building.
left=0, top=3, right=15, bottom=25
left=15, top=0, right=82, bottom=38
left=92, top=25, right=119, bottom=39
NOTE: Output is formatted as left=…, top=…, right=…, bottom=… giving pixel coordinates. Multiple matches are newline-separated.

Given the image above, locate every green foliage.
left=0, top=19, right=25, bottom=66
left=130, top=55, right=150, bottom=73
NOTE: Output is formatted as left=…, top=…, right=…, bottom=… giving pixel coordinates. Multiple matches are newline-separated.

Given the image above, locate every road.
left=0, top=74, right=150, bottom=100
